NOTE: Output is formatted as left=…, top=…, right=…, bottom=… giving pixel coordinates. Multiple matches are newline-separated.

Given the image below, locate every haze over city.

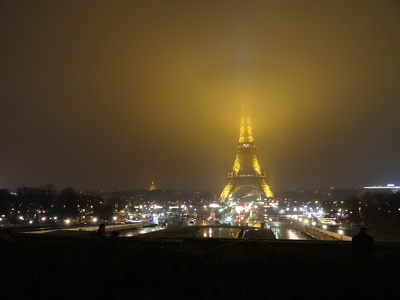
left=1, top=0, right=399, bottom=193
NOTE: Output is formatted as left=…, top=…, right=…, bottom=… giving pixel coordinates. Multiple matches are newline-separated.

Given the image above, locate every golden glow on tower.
left=252, top=155, right=262, bottom=175
left=232, top=153, right=241, bottom=175
left=219, top=182, right=233, bottom=201
left=219, top=113, right=274, bottom=203
left=239, top=116, right=254, bottom=143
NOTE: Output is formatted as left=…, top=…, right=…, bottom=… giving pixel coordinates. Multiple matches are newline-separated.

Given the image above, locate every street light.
left=311, top=221, right=316, bottom=235
left=93, top=217, right=97, bottom=231
left=322, top=225, right=327, bottom=240
left=338, top=229, right=343, bottom=240
left=113, top=216, right=117, bottom=229
left=65, top=219, right=70, bottom=231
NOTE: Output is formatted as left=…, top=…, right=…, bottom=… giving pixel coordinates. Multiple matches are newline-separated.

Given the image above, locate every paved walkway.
left=308, top=227, right=352, bottom=241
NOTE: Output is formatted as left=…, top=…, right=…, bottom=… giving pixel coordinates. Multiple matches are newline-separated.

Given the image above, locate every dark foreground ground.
left=1, top=234, right=400, bottom=299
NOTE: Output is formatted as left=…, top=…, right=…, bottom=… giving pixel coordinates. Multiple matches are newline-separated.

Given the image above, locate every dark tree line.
left=359, top=191, right=400, bottom=229
left=338, top=191, right=400, bottom=232
left=0, top=184, right=113, bottom=224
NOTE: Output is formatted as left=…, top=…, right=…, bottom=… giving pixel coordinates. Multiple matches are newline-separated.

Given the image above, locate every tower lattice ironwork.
left=219, top=114, right=274, bottom=203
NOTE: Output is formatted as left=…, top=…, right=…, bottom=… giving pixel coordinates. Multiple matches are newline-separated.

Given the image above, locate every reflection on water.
left=196, top=227, right=241, bottom=238
left=284, top=229, right=306, bottom=240
left=121, top=226, right=165, bottom=237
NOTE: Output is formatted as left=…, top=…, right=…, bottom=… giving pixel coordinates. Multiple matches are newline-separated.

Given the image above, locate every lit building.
left=149, top=181, right=156, bottom=191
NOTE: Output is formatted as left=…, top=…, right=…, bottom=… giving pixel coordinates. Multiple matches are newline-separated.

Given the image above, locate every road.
left=119, top=225, right=166, bottom=237
left=14, top=215, right=351, bottom=241
left=215, top=207, right=310, bottom=240
left=269, top=221, right=307, bottom=240
left=119, top=219, right=309, bottom=240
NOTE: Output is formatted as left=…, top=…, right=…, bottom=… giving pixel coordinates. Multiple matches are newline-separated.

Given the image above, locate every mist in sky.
left=1, top=1, right=399, bottom=193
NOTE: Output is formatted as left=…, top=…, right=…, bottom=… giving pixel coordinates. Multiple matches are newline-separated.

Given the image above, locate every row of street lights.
left=295, top=217, right=344, bottom=240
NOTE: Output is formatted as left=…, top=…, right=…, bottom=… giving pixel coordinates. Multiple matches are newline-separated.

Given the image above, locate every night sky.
left=1, top=1, right=399, bottom=193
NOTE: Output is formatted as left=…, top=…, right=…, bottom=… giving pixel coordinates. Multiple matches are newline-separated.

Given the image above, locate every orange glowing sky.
left=1, top=1, right=400, bottom=192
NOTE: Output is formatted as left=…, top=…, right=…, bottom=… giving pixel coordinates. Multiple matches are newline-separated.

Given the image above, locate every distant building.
left=364, top=184, right=400, bottom=193
left=149, top=181, right=156, bottom=191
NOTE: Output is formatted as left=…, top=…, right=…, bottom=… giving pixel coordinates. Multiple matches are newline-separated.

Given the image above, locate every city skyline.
left=1, top=1, right=399, bottom=192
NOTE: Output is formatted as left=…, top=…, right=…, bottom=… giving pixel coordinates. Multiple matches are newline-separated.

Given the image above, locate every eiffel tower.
left=219, top=113, right=274, bottom=203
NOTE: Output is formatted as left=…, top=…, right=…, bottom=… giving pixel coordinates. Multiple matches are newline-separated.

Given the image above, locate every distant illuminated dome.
left=149, top=181, right=156, bottom=191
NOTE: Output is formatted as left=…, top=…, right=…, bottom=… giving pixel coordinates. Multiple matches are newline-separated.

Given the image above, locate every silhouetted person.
left=97, top=224, right=106, bottom=236
left=91, top=224, right=106, bottom=248
left=352, top=227, right=376, bottom=252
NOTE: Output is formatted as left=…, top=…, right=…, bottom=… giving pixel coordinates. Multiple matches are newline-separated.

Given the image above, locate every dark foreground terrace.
left=2, top=230, right=400, bottom=299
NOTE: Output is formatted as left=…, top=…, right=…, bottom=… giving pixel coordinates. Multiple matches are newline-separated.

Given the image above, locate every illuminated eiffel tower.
left=219, top=113, right=274, bottom=203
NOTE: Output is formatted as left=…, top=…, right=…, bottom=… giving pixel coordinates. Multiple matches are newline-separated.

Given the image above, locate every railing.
left=228, top=172, right=266, bottom=178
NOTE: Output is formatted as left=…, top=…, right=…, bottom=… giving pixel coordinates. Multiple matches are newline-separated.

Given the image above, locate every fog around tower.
left=1, top=1, right=399, bottom=192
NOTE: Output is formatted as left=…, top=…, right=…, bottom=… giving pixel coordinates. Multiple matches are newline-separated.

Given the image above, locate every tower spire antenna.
left=239, top=101, right=253, bottom=143
left=239, top=112, right=254, bottom=143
